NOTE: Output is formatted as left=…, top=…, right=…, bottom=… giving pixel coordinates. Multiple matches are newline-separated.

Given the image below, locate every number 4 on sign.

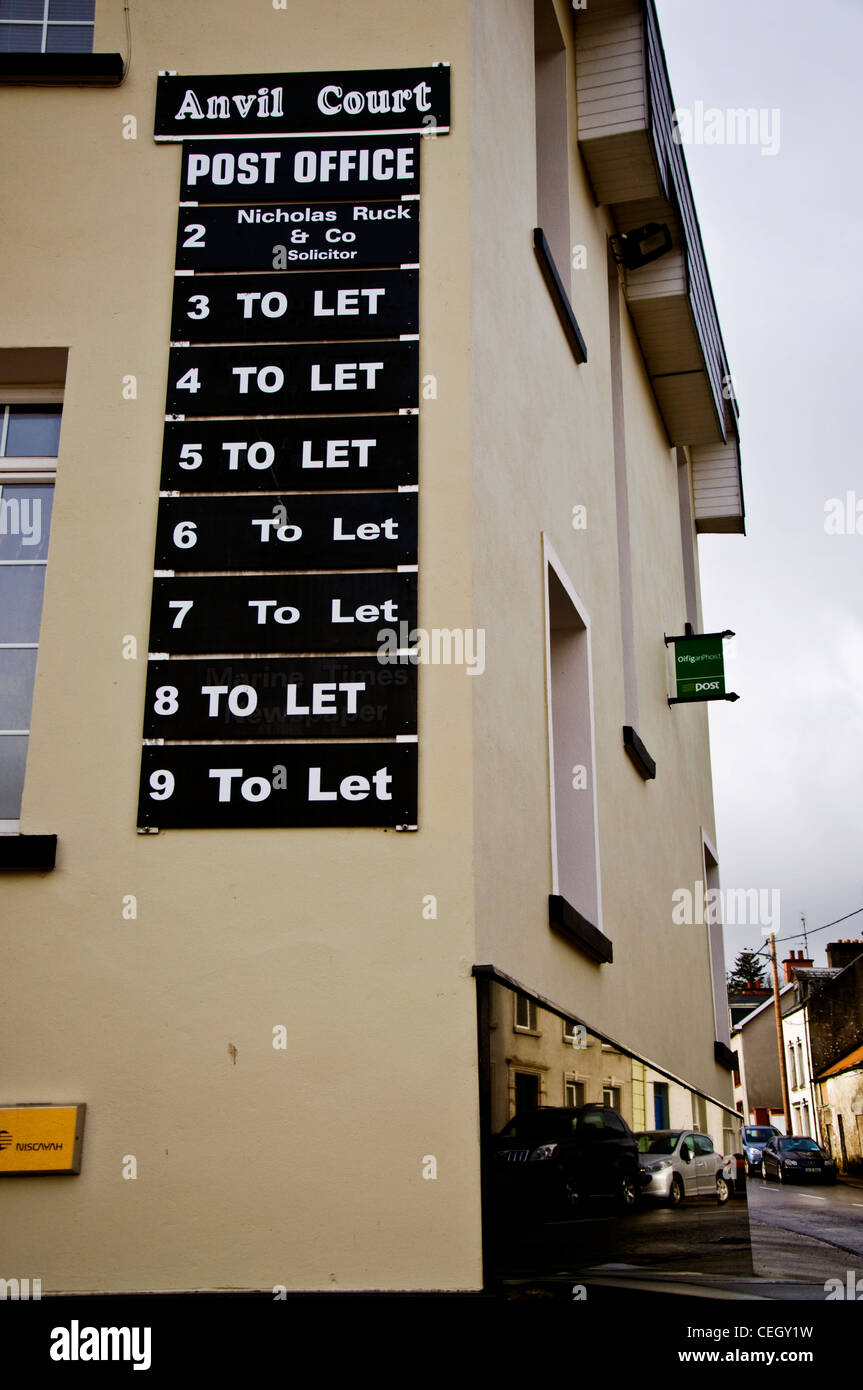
left=176, top=367, right=201, bottom=393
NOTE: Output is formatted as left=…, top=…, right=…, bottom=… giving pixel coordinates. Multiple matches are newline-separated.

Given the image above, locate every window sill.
left=0, top=834, right=57, bottom=870
left=533, top=227, right=588, bottom=365
left=0, top=54, right=124, bottom=86
left=714, top=1040, right=736, bottom=1072
left=549, top=894, right=612, bottom=964
left=623, top=724, right=657, bottom=780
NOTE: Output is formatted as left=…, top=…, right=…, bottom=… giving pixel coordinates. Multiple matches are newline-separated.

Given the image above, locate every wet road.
left=490, top=1176, right=863, bottom=1289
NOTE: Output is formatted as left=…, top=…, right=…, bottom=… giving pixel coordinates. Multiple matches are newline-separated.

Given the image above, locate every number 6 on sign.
left=173, top=521, right=198, bottom=549
left=149, top=770, right=175, bottom=800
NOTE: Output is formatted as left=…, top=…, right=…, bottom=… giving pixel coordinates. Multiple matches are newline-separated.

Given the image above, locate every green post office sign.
left=666, top=629, right=738, bottom=704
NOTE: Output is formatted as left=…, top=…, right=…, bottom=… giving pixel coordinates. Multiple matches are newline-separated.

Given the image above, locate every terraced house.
left=1, top=0, right=744, bottom=1292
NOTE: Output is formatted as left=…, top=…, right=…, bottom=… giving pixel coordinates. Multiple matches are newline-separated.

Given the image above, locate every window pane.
left=0, top=1, right=44, bottom=20
left=0, top=648, right=38, bottom=728
left=0, top=734, right=28, bottom=818
left=4, top=406, right=62, bottom=457
left=0, top=486, right=53, bottom=561
left=0, top=22, right=42, bottom=50
left=48, top=0, right=95, bottom=18
left=45, top=22, right=92, bottom=51
left=0, top=567, right=46, bottom=642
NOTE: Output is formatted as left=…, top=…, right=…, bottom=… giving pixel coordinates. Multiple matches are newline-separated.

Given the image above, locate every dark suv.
left=491, top=1104, right=643, bottom=1216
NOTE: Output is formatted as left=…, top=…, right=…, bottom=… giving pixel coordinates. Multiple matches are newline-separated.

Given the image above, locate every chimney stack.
left=826, top=940, right=863, bottom=971
left=782, top=948, right=814, bottom=983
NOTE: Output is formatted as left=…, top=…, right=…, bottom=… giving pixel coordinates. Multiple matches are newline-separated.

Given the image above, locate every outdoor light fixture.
left=613, top=222, right=673, bottom=271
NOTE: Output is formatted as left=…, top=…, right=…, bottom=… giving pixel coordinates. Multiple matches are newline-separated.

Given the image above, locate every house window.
left=691, top=1093, right=708, bottom=1133
left=534, top=0, right=571, bottom=287
left=565, top=1077, right=585, bottom=1108
left=653, top=1081, right=669, bottom=1129
left=545, top=549, right=601, bottom=932
left=514, top=995, right=538, bottom=1033
left=0, top=402, right=61, bottom=825
left=0, top=0, right=95, bottom=54
left=513, top=1070, right=540, bottom=1113
left=602, top=1085, right=621, bottom=1110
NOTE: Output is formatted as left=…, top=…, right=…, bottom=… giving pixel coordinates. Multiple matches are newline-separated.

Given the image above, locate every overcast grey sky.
left=654, top=0, right=863, bottom=971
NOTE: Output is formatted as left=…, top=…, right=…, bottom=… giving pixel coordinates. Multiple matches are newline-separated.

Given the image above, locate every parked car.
left=636, top=1129, right=731, bottom=1207
left=727, top=1149, right=747, bottom=1197
left=761, top=1135, right=837, bottom=1184
left=741, top=1124, right=781, bottom=1176
left=491, top=1104, right=643, bottom=1215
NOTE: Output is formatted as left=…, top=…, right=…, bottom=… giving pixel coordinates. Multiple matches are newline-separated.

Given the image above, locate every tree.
left=727, top=950, right=767, bottom=993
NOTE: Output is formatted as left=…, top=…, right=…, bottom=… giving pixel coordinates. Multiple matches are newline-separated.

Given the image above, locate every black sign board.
left=138, top=741, right=417, bottom=830
left=155, top=492, right=417, bottom=572
left=175, top=200, right=419, bottom=272
left=171, top=269, right=418, bottom=343
left=160, top=415, right=417, bottom=492
left=155, top=67, right=449, bottom=139
left=166, top=340, right=418, bottom=415
left=143, top=657, right=416, bottom=740
left=178, top=136, right=420, bottom=201
left=148, top=571, right=417, bottom=655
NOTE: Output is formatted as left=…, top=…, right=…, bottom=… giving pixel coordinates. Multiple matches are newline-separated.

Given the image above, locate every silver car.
left=636, top=1129, right=731, bottom=1207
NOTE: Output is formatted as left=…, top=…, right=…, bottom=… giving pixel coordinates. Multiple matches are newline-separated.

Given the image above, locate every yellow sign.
left=0, top=1104, right=85, bottom=1175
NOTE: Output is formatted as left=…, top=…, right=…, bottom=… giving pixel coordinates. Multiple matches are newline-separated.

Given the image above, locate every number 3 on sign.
left=149, top=770, right=175, bottom=800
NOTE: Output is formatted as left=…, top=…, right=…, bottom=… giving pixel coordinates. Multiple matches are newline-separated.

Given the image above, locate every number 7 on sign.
left=168, top=600, right=193, bottom=629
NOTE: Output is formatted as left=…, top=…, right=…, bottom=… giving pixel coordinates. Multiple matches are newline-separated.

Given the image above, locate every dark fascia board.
left=0, top=54, right=124, bottom=86
left=549, top=894, right=612, bottom=964
left=644, top=0, right=735, bottom=441
left=622, top=725, right=656, bottom=780
left=714, top=1040, right=736, bottom=1072
left=0, top=835, right=57, bottom=871
left=533, top=228, right=588, bottom=365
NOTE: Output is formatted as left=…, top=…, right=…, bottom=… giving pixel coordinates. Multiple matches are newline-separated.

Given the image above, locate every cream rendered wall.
left=1, top=0, right=481, bottom=1292
left=469, top=0, right=731, bottom=1105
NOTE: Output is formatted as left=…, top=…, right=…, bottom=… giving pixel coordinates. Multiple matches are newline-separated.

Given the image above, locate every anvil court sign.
left=155, top=66, right=451, bottom=138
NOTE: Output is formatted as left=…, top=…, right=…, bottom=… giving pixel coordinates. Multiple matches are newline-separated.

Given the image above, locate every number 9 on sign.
left=149, top=769, right=175, bottom=800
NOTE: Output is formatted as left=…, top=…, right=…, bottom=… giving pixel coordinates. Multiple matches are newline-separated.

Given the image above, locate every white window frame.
left=0, top=390, right=61, bottom=831
left=542, top=535, right=603, bottom=931
left=564, top=1075, right=586, bottom=1108
left=513, top=994, right=539, bottom=1034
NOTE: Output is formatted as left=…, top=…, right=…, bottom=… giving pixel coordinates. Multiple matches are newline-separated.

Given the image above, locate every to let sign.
left=148, top=571, right=417, bottom=655
left=138, top=742, right=418, bottom=829
left=160, top=415, right=417, bottom=493
left=166, top=341, right=418, bottom=415
left=154, top=492, right=417, bottom=571
left=171, top=269, right=418, bottom=343
left=143, top=657, right=416, bottom=741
